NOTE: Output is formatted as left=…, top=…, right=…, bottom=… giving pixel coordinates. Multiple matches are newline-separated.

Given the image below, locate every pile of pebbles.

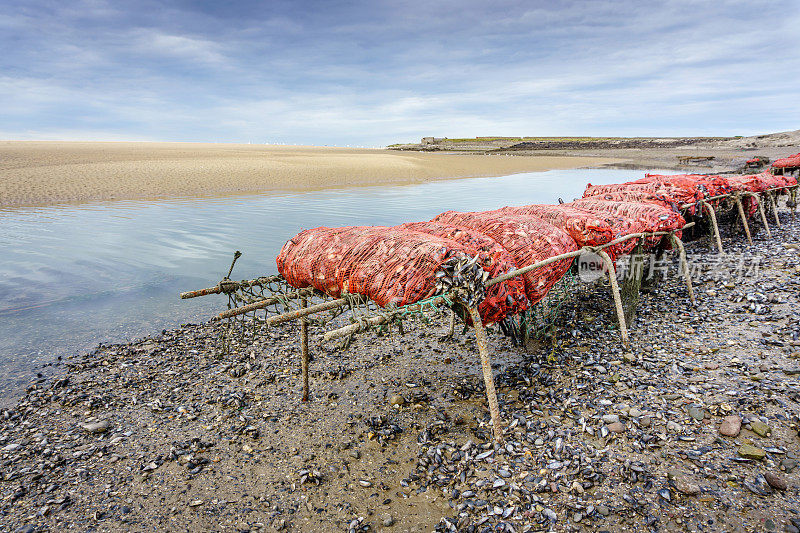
left=0, top=214, right=799, bottom=532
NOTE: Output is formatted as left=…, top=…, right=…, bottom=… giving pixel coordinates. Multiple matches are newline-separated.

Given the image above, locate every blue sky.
left=1, top=0, right=799, bottom=146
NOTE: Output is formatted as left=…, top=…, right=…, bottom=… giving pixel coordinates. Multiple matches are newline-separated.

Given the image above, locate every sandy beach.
left=0, top=142, right=621, bottom=208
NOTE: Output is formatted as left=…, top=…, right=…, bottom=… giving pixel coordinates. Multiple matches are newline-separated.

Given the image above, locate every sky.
left=1, top=0, right=799, bottom=146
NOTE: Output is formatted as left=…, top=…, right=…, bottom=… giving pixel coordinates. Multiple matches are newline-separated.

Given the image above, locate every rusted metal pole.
left=756, top=194, right=772, bottom=239
left=216, top=288, right=317, bottom=320
left=733, top=195, right=753, bottom=246
left=180, top=275, right=283, bottom=299
left=670, top=235, right=695, bottom=305
left=180, top=284, right=230, bottom=299
left=323, top=293, right=455, bottom=341
left=700, top=201, right=724, bottom=253
left=300, top=298, right=310, bottom=402
left=771, top=195, right=781, bottom=227
left=597, top=250, right=630, bottom=349
left=486, top=249, right=584, bottom=288
left=467, top=305, right=503, bottom=443
left=243, top=297, right=349, bottom=326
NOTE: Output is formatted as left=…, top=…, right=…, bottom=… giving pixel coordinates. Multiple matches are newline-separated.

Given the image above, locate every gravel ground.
left=1, top=206, right=799, bottom=533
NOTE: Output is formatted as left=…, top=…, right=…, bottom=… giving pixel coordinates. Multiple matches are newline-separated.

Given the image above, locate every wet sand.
left=0, top=142, right=621, bottom=208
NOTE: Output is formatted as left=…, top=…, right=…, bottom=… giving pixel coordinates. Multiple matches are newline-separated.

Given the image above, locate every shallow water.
left=0, top=168, right=659, bottom=402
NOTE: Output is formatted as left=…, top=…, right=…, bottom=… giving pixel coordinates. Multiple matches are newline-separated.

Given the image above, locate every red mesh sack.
left=781, top=173, right=798, bottom=187
left=640, top=173, right=733, bottom=198
left=567, top=199, right=686, bottom=251
left=399, top=222, right=528, bottom=323
left=772, top=153, right=800, bottom=168
left=584, top=181, right=701, bottom=211
left=581, top=191, right=680, bottom=212
left=499, top=204, right=614, bottom=248
left=432, top=211, right=578, bottom=305
left=277, top=226, right=485, bottom=308
left=720, top=172, right=770, bottom=193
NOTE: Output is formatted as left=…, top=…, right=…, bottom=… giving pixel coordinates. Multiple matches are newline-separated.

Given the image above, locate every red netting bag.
left=772, top=153, right=800, bottom=169
left=276, top=226, right=486, bottom=308
left=584, top=181, right=701, bottom=212
left=580, top=191, right=680, bottom=212
left=499, top=204, right=614, bottom=248
left=432, top=211, right=578, bottom=305
left=567, top=199, right=686, bottom=251
left=754, top=171, right=790, bottom=189
left=640, top=173, right=733, bottom=198
left=781, top=173, right=799, bottom=187
left=714, top=173, right=767, bottom=193
left=399, top=222, right=528, bottom=323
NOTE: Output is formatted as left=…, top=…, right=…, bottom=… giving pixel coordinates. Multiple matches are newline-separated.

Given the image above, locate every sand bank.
left=0, top=141, right=620, bottom=208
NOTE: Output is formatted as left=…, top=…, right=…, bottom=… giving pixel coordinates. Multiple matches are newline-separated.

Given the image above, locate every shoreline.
left=0, top=141, right=623, bottom=209
left=1, top=214, right=798, bottom=531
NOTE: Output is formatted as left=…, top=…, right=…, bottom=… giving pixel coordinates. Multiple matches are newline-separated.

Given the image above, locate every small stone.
left=667, top=421, right=682, bottom=433
left=782, top=458, right=798, bottom=473
left=783, top=368, right=800, bottom=375
left=628, top=408, right=642, bottom=418
left=720, top=415, right=742, bottom=437
left=640, top=416, right=652, bottom=428
left=596, top=504, right=610, bottom=516
left=751, top=420, right=771, bottom=437
left=608, top=422, right=625, bottom=433
left=388, top=394, right=406, bottom=407
left=674, top=476, right=701, bottom=495
left=602, top=414, right=620, bottom=424
left=188, top=500, right=204, bottom=507
left=688, top=405, right=705, bottom=421
left=738, top=444, right=766, bottom=461
left=2, top=443, right=21, bottom=452
left=765, top=472, right=787, bottom=491
left=81, top=420, right=111, bottom=434
left=359, top=479, right=373, bottom=487
left=382, top=513, right=395, bottom=527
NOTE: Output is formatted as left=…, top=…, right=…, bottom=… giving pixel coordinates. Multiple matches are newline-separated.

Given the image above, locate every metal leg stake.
left=734, top=196, right=753, bottom=246
left=757, top=194, right=772, bottom=239
left=300, top=298, right=310, bottom=402
left=597, top=250, right=630, bottom=349
left=467, top=305, right=503, bottom=443
left=771, top=195, right=781, bottom=227
left=701, top=201, right=724, bottom=253
left=670, top=235, right=695, bottom=305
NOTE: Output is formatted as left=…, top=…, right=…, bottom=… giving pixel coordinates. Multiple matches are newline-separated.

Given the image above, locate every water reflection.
left=0, top=168, right=658, bottom=402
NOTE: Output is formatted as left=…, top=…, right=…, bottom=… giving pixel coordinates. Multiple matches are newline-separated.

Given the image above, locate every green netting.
left=619, top=239, right=645, bottom=325
left=521, top=268, right=579, bottom=340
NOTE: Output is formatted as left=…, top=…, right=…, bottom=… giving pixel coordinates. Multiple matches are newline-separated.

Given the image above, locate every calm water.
left=0, top=168, right=654, bottom=402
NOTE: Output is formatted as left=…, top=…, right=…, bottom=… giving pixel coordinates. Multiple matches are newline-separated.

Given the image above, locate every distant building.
left=421, top=137, right=446, bottom=145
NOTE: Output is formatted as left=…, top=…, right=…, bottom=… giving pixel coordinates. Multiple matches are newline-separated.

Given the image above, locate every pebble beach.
left=2, top=204, right=799, bottom=532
